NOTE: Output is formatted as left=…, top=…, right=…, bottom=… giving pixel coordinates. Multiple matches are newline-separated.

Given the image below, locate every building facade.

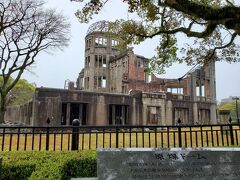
left=5, top=21, right=217, bottom=126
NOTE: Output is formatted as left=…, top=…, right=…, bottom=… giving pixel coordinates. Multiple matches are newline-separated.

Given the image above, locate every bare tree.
left=0, top=0, right=70, bottom=123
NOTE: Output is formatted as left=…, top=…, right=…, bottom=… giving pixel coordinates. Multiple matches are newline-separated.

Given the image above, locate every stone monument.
left=97, top=148, right=240, bottom=180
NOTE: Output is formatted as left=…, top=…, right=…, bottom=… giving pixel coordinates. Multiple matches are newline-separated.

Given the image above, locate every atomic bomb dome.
left=4, top=21, right=217, bottom=127
left=86, top=20, right=111, bottom=35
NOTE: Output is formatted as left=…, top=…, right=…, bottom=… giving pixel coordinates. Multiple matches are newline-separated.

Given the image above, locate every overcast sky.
left=21, top=0, right=240, bottom=102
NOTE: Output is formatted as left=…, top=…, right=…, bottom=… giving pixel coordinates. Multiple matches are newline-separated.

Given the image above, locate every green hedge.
left=0, top=151, right=97, bottom=180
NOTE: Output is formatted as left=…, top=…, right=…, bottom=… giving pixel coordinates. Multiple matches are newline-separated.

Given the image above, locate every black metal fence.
left=0, top=123, right=240, bottom=151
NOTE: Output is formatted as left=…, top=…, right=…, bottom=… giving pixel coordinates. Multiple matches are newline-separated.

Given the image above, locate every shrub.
left=0, top=151, right=97, bottom=180
left=62, top=151, right=97, bottom=179
left=1, top=163, right=36, bottom=180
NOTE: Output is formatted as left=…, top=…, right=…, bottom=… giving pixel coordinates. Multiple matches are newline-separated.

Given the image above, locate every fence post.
left=229, top=117, right=235, bottom=145
left=72, top=119, right=80, bottom=150
left=46, top=127, right=49, bottom=151
left=116, top=125, right=119, bottom=148
left=46, top=117, right=51, bottom=151
left=177, top=118, right=182, bottom=147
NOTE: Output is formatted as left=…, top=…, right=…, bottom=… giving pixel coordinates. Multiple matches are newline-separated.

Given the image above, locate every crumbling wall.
left=141, top=92, right=166, bottom=125
left=5, top=102, right=33, bottom=125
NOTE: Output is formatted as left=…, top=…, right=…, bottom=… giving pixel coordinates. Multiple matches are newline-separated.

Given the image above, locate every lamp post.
left=232, top=97, right=239, bottom=123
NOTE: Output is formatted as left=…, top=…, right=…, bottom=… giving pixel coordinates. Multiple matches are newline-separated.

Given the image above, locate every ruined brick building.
left=5, top=21, right=217, bottom=126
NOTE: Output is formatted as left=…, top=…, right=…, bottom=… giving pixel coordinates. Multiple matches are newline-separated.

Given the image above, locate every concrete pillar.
left=96, top=96, right=106, bottom=125
left=193, top=102, right=198, bottom=124
left=209, top=62, right=216, bottom=101
left=210, top=104, right=217, bottom=124
left=161, top=103, right=166, bottom=125
left=208, top=61, right=217, bottom=123
left=142, top=104, right=148, bottom=125
left=131, top=99, right=137, bottom=125
left=66, top=103, right=71, bottom=125
left=191, top=74, right=197, bottom=101
left=189, top=72, right=199, bottom=124
left=165, top=100, right=173, bottom=125
left=204, top=80, right=210, bottom=98
left=88, top=102, right=95, bottom=126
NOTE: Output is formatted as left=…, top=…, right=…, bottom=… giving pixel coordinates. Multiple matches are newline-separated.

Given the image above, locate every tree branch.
left=226, top=0, right=234, bottom=7
left=134, top=20, right=217, bottom=39
left=163, top=0, right=240, bottom=33
left=205, top=32, right=237, bottom=62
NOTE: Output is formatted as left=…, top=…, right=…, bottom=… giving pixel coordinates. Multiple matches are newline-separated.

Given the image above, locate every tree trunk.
left=0, top=94, right=6, bottom=124
left=0, top=109, right=5, bottom=124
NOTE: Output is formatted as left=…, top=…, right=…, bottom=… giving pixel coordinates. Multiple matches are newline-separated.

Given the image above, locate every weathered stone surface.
left=97, top=148, right=240, bottom=180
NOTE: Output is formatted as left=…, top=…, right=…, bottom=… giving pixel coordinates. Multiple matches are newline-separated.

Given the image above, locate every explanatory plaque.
left=97, top=148, right=240, bottom=180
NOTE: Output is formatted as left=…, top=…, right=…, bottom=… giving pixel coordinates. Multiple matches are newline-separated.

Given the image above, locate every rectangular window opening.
left=144, top=72, right=151, bottom=83
left=85, top=57, right=88, bottom=67
left=86, top=39, right=89, bottom=48
left=103, top=55, right=107, bottom=67
left=147, top=106, right=161, bottom=125
left=111, top=39, right=119, bottom=47
left=99, top=55, right=102, bottom=67
left=95, top=55, right=98, bottom=67
left=94, top=76, right=97, bottom=89
left=99, top=37, right=103, bottom=45
left=103, top=38, right=107, bottom=46
left=95, top=37, right=99, bottom=46
left=102, top=76, right=106, bottom=88
left=167, top=87, right=183, bottom=94
left=108, top=105, right=129, bottom=125
left=98, top=77, right=102, bottom=88
left=137, top=61, right=141, bottom=68
left=174, top=108, right=189, bottom=125
left=87, top=56, right=90, bottom=68
left=88, top=38, right=92, bottom=47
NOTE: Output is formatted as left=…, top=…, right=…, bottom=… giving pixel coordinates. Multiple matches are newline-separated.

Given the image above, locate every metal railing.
left=0, top=122, right=240, bottom=151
